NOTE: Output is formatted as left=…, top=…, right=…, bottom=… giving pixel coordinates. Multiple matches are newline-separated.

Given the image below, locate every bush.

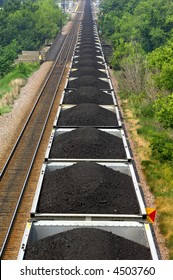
left=154, top=93, right=173, bottom=128
left=150, top=133, right=173, bottom=162
left=16, top=62, right=39, bottom=78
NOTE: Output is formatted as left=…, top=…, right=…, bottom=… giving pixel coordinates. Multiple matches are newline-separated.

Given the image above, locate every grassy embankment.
left=115, top=72, right=173, bottom=259
left=0, top=62, right=39, bottom=115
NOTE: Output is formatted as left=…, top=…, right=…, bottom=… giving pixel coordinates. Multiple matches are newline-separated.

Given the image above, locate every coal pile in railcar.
left=76, top=48, right=102, bottom=56
left=76, top=42, right=99, bottom=48
left=77, top=40, right=100, bottom=45
left=78, top=33, right=96, bottom=37
left=72, top=59, right=105, bottom=69
left=67, top=75, right=110, bottom=89
left=69, top=67, right=107, bottom=78
left=24, top=228, right=152, bottom=260
left=37, top=162, right=140, bottom=214
left=63, top=87, right=114, bottom=104
left=72, top=55, right=104, bottom=63
left=57, top=103, right=118, bottom=126
left=49, top=127, right=127, bottom=159
left=76, top=43, right=101, bottom=51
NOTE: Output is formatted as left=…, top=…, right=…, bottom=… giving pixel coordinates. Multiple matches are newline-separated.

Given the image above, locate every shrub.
left=150, top=133, right=173, bottom=162
left=154, top=93, right=173, bottom=128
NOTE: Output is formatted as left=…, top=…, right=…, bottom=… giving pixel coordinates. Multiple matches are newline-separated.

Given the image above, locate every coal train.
left=18, top=0, right=159, bottom=260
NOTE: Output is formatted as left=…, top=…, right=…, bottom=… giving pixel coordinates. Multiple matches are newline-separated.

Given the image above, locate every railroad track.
left=1, top=0, right=160, bottom=260
left=0, top=2, right=84, bottom=258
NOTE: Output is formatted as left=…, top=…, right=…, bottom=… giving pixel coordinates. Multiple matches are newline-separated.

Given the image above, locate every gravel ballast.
left=49, top=127, right=127, bottom=159
left=38, top=162, right=140, bottom=214
left=24, top=228, right=152, bottom=260
left=63, top=87, right=114, bottom=104
left=57, top=103, right=118, bottom=127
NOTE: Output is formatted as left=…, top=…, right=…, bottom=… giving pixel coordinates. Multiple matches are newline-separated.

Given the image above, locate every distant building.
left=55, top=0, right=74, bottom=12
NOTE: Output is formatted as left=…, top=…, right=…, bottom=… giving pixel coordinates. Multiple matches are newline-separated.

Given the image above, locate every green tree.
left=0, top=40, right=19, bottom=77
left=147, top=39, right=173, bottom=91
left=34, top=0, right=64, bottom=43
left=0, top=0, right=66, bottom=77
left=3, top=0, right=21, bottom=13
left=154, top=93, right=173, bottom=128
left=133, top=0, right=173, bottom=51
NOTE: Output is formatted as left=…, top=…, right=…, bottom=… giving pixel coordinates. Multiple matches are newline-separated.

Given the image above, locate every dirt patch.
left=122, top=101, right=151, bottom=161
left=24, top=228, right=152, bottom=260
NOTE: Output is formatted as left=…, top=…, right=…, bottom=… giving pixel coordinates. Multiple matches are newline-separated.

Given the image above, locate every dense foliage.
left=98, top=0, right=173, bottom=155
left=98, top=0, right=173, bottom=258
left=0, top=0, right=66, bottom=77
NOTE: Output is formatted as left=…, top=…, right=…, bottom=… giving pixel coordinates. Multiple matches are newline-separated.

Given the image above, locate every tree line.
left=99, top=0, right=173, bottom=132
left=0, top=0, right=67, bottom=77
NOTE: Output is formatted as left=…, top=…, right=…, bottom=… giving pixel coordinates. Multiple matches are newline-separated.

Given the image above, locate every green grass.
left=0, top=105, right=12, bottom=115
left=141, top=161, right=173, bottom=197
left=0, top=62, right=39, bottom=96
left=0, top=62, right=39, bottom=115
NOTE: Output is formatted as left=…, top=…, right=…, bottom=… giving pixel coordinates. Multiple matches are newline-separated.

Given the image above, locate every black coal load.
left=79, top=35, right=96, bottom=41
left=57, top=103, right=118, bottom=127
left=73, top=55, right=104, bottom=63
left=78, top=40, right=100, bottom=45
left=49, top=127, right=127, bottom=159
left=79, top=33, right=96, bottom=38
left=63, top=87, right=114, bottom=104
left=72, top=59, right=105, bottom=69
left=75, top=44, right=101, bottom=50
left=69, top=67, right=107, bottom=78
left=80, top=28, right=95, bottom=33
left=24, top=228, right=152, bottom=260
left=76, top=43, right=100, bottom=48
left=67, top=75, right=110, bottom=89
left=38, top=162, right=140, bottom=214
left=78, top=36, right=99, bottom=43
left=76, top=43, right=101, bottom=51
left=76, top=48, right=102, bottom=56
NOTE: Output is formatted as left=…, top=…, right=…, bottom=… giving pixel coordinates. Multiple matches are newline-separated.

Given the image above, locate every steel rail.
left=0, top=7, right=82, bottom=258
left=0, top=12, right=81, bottom=180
